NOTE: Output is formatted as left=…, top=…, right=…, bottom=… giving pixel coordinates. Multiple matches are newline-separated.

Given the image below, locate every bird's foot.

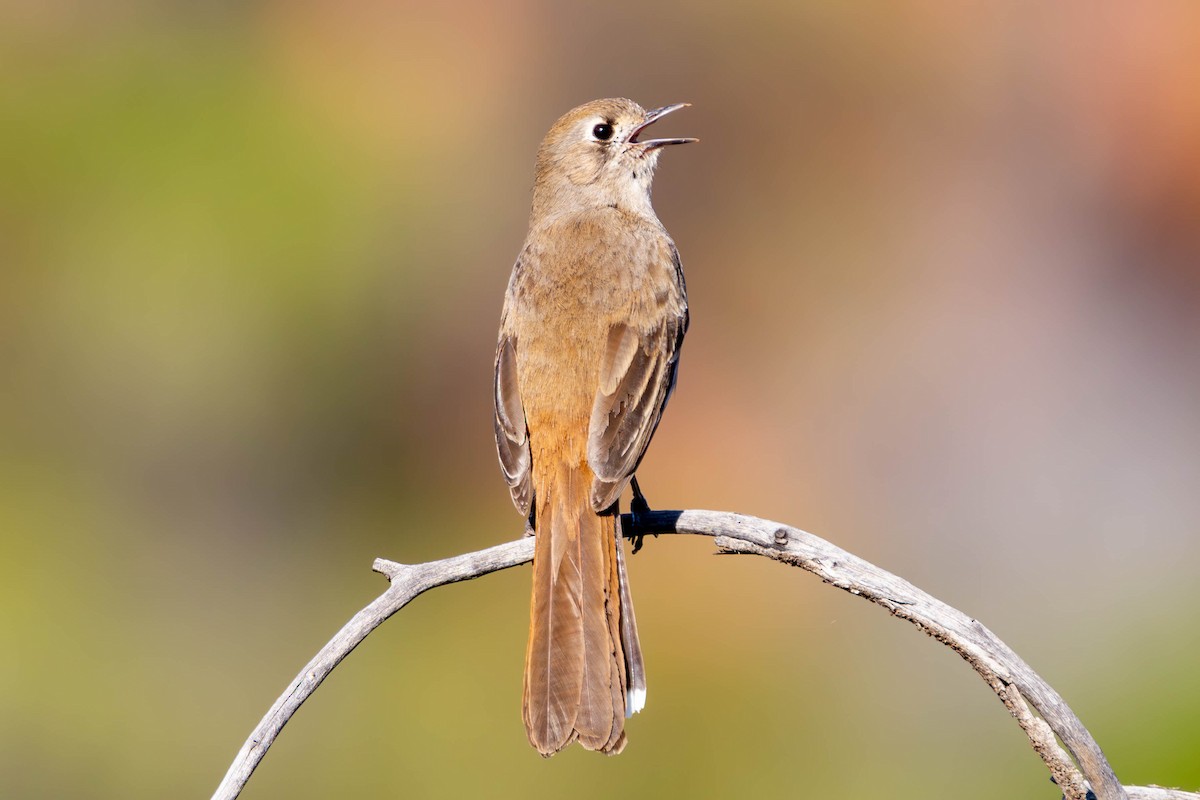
left=629, top=476, right=658, bottom=555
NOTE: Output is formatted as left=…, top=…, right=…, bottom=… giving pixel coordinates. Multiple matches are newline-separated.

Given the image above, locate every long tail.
left=523, top=461, right=634, bottom=756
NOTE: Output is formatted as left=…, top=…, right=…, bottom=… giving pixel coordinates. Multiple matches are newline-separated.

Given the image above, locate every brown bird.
left=493, top=98, right=695, bottom=756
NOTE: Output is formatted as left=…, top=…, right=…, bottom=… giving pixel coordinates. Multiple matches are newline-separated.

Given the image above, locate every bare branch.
left=995, top=681, right=1089, bottom=800
left=211, top=537, right=533, bottom=800
left=212, top=510, right=1198, bottom=800
left=1127, top=790, right=1200, bottom=800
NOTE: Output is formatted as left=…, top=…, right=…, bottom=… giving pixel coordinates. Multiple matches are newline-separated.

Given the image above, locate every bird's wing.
left=587, top=250, right=688, bottom=512
left=494, top=331, right=532, bottom=516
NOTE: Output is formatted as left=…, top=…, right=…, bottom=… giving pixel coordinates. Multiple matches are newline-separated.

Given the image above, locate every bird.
left=493, top=98, right=695, bottom=756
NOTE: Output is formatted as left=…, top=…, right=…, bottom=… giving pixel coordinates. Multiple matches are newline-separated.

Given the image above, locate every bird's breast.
left=504, top=212, right=673, bottom=454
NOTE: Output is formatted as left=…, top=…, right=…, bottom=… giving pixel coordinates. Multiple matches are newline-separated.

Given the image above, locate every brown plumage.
left=493, top=98, right=694, bottom=756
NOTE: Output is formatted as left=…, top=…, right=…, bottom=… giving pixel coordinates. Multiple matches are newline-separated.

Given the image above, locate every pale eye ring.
left=592, top=122, right=614, bottom=141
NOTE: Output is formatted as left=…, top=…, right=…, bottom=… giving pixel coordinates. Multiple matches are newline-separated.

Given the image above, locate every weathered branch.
left=212, top=510, right=1197, bottom=800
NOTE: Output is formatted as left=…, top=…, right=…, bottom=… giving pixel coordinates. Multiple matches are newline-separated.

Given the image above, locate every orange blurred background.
left=2, top=2, right=1198, bottom=798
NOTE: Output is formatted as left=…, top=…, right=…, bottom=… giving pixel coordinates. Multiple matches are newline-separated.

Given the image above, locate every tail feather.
left=523, top=462, right=630, bottom=756
left=614, top=519, right=646, bottom=716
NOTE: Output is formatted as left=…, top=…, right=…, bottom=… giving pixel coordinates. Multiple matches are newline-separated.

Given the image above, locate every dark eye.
left=592, top=122, right=614, bottom=141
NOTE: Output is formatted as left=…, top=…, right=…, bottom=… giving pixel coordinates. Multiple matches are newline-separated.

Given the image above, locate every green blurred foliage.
left=2, top=2, right=1199, bottom=798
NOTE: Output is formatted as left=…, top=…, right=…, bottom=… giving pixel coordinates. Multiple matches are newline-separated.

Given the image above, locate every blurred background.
left=2, top=1, right=1199, bottom=798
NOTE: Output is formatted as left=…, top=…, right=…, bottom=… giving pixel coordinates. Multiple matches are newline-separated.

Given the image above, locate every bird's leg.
left=630, top=476, right=651, bottom=517
left=629, top=476, right=657, bottom=554
left=524, top=505, right=536, bottom=538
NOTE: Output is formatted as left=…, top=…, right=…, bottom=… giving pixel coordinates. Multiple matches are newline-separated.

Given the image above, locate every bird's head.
left=531, top=98, right=696, bottom=220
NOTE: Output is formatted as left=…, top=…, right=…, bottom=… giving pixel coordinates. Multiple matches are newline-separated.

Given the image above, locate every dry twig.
left=212, top=509, right=1198, bottom=800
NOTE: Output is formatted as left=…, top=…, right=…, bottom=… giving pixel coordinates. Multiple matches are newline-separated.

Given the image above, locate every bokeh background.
left=3, top=2, right=1199, bottom=798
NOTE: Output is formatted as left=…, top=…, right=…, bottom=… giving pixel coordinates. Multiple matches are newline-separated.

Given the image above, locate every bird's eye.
left=592, top=123, right=614, bottom=141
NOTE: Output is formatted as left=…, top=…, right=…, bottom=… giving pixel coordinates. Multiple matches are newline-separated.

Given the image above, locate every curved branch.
left=210, top=537, right=534, bottom=800
left=212, top=510, right=1197, bottom=800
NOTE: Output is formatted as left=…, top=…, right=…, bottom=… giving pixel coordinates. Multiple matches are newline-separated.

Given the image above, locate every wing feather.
left=494, top=334, right=533, bottom=516
left=587, top=246, right=688, bottom=512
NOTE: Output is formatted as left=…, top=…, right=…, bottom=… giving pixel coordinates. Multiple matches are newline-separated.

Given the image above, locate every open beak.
left=629, top=103, right=698, bottom=150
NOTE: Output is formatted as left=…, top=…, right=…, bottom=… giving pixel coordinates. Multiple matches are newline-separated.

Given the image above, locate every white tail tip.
left=626, top=687, right=647, bottom=717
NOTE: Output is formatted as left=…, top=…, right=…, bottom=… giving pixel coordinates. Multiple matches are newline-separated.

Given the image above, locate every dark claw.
left=1049, top=776, right=1096, bottom=800
left=631, top=533, right=647, bottom=555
